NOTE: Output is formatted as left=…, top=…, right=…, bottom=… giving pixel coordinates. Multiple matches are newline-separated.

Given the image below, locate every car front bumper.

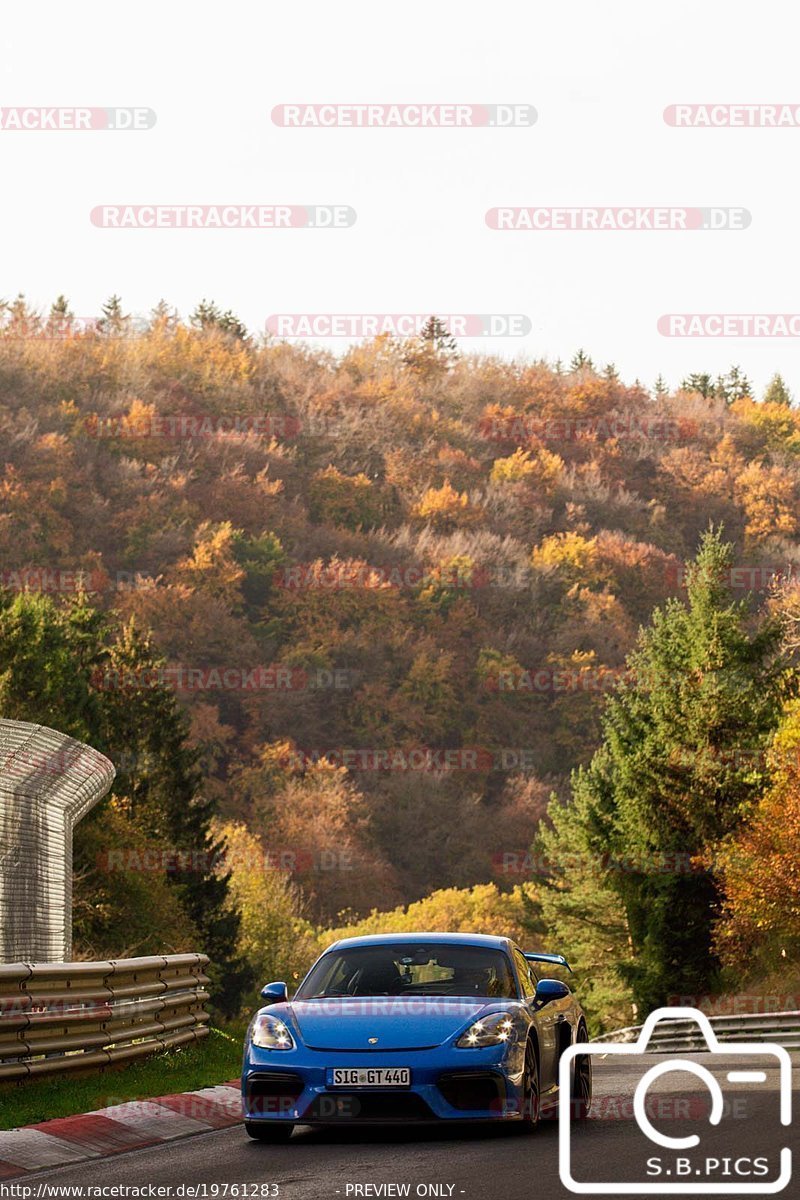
left=242, top=1040, right=527, bottom=1125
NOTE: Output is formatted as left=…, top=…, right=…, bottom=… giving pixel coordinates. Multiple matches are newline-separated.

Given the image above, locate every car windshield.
left=295, top=944, right=518, bottom=999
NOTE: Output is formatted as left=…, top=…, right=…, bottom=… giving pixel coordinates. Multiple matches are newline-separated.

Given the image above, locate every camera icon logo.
left=559, top=1006, right=793, bottom=1194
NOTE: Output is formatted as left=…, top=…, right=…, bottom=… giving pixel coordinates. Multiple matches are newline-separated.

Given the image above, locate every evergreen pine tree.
left=190, top=299, right=248, bottom=340
left=419, top=315, right=458, bottom=356
left=97, top=621, right=250, bottom=1012
left=763, top=373, right=792, bottom=406
left=0, top=591, right=100, bottom=739
left=98, top=294, right=127, bottom=336
left=150, top=299, right=179, bottom=331
left=401, top=316, right=459, bottom=378
left=547, top=531, right=784, bottom=1012
left=48, top=294, right=73, bottom=333
left=1, top=294, right=38, bottom=337
left=715, top=365, right=752, bottom=404
left=570, top=348, right=594, bottom=371
left=535, top=751, right=635, bottom=1029
left=681, top=372, right=714, bottom=398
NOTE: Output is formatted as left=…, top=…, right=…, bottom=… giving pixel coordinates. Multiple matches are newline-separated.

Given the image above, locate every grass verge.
left=0, top=1026, right=244, bottom=1131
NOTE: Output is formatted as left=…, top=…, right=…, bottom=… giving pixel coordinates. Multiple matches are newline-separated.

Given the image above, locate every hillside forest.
left=2, top=298, right=799, bottom=1028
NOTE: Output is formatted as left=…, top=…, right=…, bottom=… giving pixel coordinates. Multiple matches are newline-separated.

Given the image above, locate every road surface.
left=13, top=1053, right=796, bottom=1200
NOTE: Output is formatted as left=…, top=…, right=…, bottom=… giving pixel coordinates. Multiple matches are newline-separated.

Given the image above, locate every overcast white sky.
left=1, top=0, right=798, bottom=394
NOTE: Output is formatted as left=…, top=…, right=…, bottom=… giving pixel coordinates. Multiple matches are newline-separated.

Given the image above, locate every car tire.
left=570, top=1023, right=593, bottom=1120
left=245, top=1121, right=294, bottom=1142
left=520, top=1039, right=540, bottom=1132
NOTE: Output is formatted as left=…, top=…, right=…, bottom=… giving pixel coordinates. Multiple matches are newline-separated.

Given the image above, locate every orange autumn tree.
left=715, top=699, right=800, bottom=972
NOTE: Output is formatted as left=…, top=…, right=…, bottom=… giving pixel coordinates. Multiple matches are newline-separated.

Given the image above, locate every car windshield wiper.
left=396, top=988, right=455, bottom=996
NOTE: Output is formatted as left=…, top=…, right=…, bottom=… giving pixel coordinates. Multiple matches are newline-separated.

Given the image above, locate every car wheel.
left=520, top=1039, right=540, bottom=1132
left=571, top=1023, right=592, bottom=1120
left=245, top=1121, right=294, bottom=1142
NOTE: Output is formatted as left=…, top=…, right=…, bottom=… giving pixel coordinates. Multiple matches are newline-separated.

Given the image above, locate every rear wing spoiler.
left=524, top=951, right=572, bottom=974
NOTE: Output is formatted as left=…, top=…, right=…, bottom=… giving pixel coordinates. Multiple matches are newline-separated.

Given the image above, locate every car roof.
left=325, top=932, right=514, bottom=952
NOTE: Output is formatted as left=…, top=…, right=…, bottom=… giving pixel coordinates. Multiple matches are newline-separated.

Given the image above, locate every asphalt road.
left=18, top=1053, right=797, bottom=1200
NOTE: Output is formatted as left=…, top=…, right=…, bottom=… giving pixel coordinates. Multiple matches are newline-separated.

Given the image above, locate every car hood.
left=284, top=997, right=496, bottom=1051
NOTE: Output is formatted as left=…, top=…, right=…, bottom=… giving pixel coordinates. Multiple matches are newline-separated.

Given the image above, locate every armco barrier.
left=0, top=953, right=210, bottom=1081
left=592, top=1010, right=800, bottom=1051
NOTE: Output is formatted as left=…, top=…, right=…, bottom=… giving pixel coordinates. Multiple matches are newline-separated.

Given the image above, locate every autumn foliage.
left=2, top=304, right=800, bottom=1017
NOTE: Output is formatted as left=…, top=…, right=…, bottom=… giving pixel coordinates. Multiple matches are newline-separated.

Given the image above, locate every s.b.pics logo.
left=559, top=1007, right=792, bottom=1194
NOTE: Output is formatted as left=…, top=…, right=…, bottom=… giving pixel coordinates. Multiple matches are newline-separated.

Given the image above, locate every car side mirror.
left=535, top=978, right=570, bottom=1004
left=260, top=981, right=288, bottom=1004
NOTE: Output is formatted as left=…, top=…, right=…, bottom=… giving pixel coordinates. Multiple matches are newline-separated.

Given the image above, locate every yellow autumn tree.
left=734, top=461, right=798, bottom=545
left=322, top=882, right=539, bottom=947
left=532, top=531, right=604, bottom=586
left=213, top=820, right=316, bottom=1000
left=176, top=520, right=245, bottom=602
left=411, top=480, right=479, bottom=531
left=490, top=447, right=537, bottom=484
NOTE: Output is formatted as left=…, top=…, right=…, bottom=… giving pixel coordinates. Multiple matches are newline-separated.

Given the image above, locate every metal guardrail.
left=592, top=1010, right=800, bottom=1052
left=0, top=953, right=210, bottom=1081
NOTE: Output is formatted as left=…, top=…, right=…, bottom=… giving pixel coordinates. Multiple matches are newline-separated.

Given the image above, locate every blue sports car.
left=241, top=932, right=591, bottom=1141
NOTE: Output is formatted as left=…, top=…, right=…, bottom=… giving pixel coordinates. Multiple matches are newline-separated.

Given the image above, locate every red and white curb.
left=0, top=1081, right=242, bottom=1179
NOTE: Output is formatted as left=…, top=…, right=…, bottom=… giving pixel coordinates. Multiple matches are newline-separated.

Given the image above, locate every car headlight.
left=455, top=1011, right=518, bottom=1048
left=250, top=1013, right=295, bottom=1050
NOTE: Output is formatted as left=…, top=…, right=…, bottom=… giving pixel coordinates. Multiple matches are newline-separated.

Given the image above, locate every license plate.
left=330, top=1067, right=410, bottom=1087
